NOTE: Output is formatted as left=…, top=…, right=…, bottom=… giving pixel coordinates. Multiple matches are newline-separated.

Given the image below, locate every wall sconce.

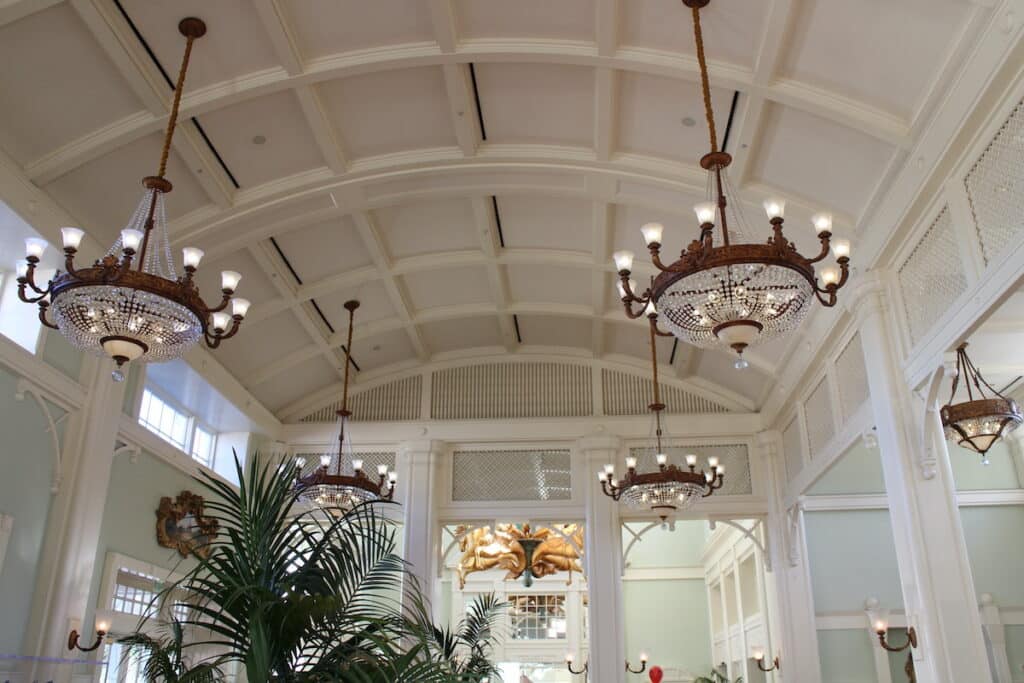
left=865, top=601, right=917, bottom=681
left=565, top=652, right=649, bottom=676
left=751, top=645, right=781, bottom=672
left=67, top=610, right=112, bottom=652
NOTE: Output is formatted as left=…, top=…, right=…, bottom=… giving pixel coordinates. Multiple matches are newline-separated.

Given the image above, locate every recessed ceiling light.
left=372, top=344, right=381, bottom=351
left=252, top=135, right=267, bottom=145
left=681, top=117, right=697, bottom=127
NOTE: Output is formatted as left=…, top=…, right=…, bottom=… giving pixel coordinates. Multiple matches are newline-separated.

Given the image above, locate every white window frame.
left=0, top=267, right=44, bottom=354
left=138, top=386, right=219, bottom=470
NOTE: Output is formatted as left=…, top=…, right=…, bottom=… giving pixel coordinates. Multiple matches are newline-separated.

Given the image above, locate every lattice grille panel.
left=835, top=333, right=869, bottom=423
left=300, top=376, right=422, bottom=422
left=629, top=443, right=752, bottom=495
left=965, top=98, right=1024, bottom=266
left=782, top=416, right=804, bottom=480
left=897, top=207, right=968, bottom=345
left=432, top=364, right=592, bottom=419
left=602, top=369, right=733, bottom=415
left=803, top=377, right=836, bottom=458
left=452, top=449, right=572, bottom=501
left=293, top=450, right=396, bottom=477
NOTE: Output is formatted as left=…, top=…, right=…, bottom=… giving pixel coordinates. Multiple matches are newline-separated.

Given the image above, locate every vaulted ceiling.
left=0, top=0, right=988, bottom=419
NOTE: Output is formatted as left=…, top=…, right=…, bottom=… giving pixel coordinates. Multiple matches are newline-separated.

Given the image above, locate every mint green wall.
left=622, top=520, right=707, bottom=568
left=960, top=505, right=1024, bottom=605
left=623, top=579, right=711, bottom=673
left=816, top=629, right=875, bottom=683
left=0, top=364, right=61, bottom=653
left=804, top=510, right=902, bottom=613
left=1005, top=625, right=1024, bottom=675
left=39, top=329, right=83, bottom=381
left=87, top=449, right=200, bottom=626
left=806, top=442, right=886, bottom=496
left=951, top=441, right=1021, bottom=490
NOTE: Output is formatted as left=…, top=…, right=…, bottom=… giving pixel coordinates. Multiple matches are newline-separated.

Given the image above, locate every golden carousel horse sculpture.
left=455, top=523, right=584, bottom=588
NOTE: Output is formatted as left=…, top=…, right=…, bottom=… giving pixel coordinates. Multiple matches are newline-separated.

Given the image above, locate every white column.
left=760, top=430, right=820, bottom=683
left=578, top=435, right=626, bottom=683
left=979, top=594, right=1011, bottom=682
left=397, top=439, right=443, bottom=617
left=849, top=274, right=990, bottom=683
left=23, top=356, right=127, bottom=682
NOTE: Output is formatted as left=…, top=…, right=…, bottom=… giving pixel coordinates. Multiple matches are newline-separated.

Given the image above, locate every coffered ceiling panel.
left=195, top=250, right=280, bottom=311
left=212, top=309, right=314, bottom=379
left=617, top=73, right=732, bottom=163
left=354, top=329, right=417, bottom=373
left=473, top=63, right=595, bottom=147
left=506, top=264, right=592, bottom=307
left=749, top=103, right=895, bottom=219
left=517, top=315, right=594, bottom=351
left=619, top=0, right=767, bottom=68
left=421, top=316, right=503, bottom=355
left=317, top=286, right=397, bottom=332
left=403, top=266, right=493, bottom=311
left=496, top=195, right=593, bottom=252
left=612, top=202, right=696, bottom=260
left=0, top=3, right=142, bottom=166
left=605, top=319, right=661, bottom=363
left=119, top=0, right=279, bottom=89
left=320, top=67, right=458, bottom=160
left=252, top=355, right=338, bottom=413
left=284, top=0, right=435, bottom=58
left=196, top=91, right=325, bottom=189
left=453, top=0, right=596, bottom=42
left=374, top=198, right=480, bottom=260
left=44, top=133, right=209, bottom=245
left=779, top=0, right=970, bottom=118
left=694, top=349, right=770, bottom=403
left=272, top=215, right=371, bottom=284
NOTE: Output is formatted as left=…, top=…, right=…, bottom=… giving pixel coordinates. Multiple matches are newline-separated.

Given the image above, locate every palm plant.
left=694, top=663, right=743, bottom=683
left=123, top=454, right=503, bottom=682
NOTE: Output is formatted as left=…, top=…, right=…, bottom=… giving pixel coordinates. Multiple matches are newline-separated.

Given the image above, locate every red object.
left=648, top=666, right=664, bottom=683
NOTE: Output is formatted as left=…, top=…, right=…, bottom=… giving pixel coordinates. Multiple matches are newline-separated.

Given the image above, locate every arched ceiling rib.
left=0, top=0, right=991, bottom=418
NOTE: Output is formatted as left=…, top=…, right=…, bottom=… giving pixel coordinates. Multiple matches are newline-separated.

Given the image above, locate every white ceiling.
left=0, top=0, right=989, bottom=419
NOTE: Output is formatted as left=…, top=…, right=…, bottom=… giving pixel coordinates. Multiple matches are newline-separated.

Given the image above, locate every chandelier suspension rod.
left=648, top=316, right=665, bottom=454
left=337, top=301, right=359, bottom=466
left=138, top=20, right=202, bottom=271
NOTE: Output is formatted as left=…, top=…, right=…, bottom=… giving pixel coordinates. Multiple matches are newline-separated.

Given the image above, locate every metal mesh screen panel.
left=433, top=363, right=592, bottom=419
left=803, top=377, right=836, bottom=459
left=782, top=416, right=804, bottom=480
left=452, top=449, right=572, bottom=501
left=601, top=369, right=732, bottom=415
left=629, top=443, right=752, bottom=495
left=965, top=98, right=1024, bottom=266
left=300, top=376, right=422, bottom=422
left=897, top=207, right=968, bottom=345
left=835, top=333, right=869, bottom=424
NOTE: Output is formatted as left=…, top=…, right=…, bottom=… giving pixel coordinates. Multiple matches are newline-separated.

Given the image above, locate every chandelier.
left=295, top=301, right=396, bottom=508
left=16, top=18, right=248, bottom=381
left=941, top=342, right=1022, bottom=462
left=599, top=310, right=723, bottom=520
left=613, top=0, right=851, bottom=368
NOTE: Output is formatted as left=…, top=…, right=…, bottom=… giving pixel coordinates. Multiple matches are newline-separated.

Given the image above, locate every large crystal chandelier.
left=16, top=18, right=248, bottom=381
left=599, top=310, right=723, bottom=521
left=941, top=342, right=1022, bottom=462
left=295, top=301, right=397, bottom=509
left=613, top=0, right=851, bottom=368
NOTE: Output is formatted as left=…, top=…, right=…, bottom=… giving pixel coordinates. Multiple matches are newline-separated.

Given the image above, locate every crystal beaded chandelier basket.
left=295, top=301, right=397, bottom=509
left=613, top=0, right=851, bottom=368
left=17, top=18, right=248, bottom=380
left=941, top=342, right=1022, bottom=461
left=599, top=310, right=723, bottom=520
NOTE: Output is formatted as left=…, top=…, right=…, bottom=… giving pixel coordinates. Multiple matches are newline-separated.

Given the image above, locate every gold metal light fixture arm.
left=807, top=231, right=834, bottom=264
left=878, top=626, right=917, bottom=653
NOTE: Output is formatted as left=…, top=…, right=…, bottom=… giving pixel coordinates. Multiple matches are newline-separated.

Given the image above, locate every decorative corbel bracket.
left=708, top=517, right=771, bottom=572
left=15, top=378, right=69, bottom=494
left=785, top=502, right=805, bottom=568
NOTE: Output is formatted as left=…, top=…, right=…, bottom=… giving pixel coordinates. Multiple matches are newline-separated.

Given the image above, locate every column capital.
left=843, top=270, right=894, bottom=324
left=755, top=429, right=782, bottom=452
left=397, top=439, right=446, bottom=458
left=576, top=434, right=622, bottom=456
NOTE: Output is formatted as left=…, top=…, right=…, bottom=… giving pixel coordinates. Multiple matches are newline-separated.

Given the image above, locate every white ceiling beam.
left=441, top=64, right=482, bottom=156
left=595, top=0, right=619, bottom=58
left=350, top=211, right=430, bottom=361
left=428, top=0, right=458, bottom=53
left=591, top=202, right=613, bottom=358
left=295, top=86, right=349, bottom=173
left=471, top=197, right=517, bottom=351
left=247, top=242, right=346, bottom=385
left=249, top=346, right=322, bottom=387
left=252, top=0, right=304, bottom=76
left=594, top=67, right=618, bottom=162
left=68, top=0, right=234, bottom=207
left=23, top=41, right=915, bottom=182
left=0, top=0, right=62, bottom=27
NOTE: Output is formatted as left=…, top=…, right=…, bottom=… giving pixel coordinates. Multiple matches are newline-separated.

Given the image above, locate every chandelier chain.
left=690, top=4, right=718, bottom=154
left=158, top=34, right=196, bottom=179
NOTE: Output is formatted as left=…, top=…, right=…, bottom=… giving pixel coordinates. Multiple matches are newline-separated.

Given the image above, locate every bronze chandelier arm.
left=18, top=281, right=50, bottom=304
left=622, top=298, right=650, bottom=319
left=648, top=247, right=675, bottom=273
left=204, top=316, right=243, bottom=348
left=62, top=249, right=84, bottom=278
left=203, top=291, right=233, bottom=314
left=806, top=231, right=834, bottom=264
left=618, top=274, right=648, bottom=304
left=878, top=627, right=917, bottom=653
left=37, top=301, right=58, bottom=330
left=18, top=261, right=50, bottom=297
left=650, top=316, right=674, bottom=337
left=625, top=660, right=647, bottom=674
left=566, top=660, right=588, bottom=675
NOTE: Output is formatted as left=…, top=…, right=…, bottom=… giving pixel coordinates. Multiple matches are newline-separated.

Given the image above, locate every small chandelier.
left=16, top=18, right=248, bottom=381
left=599, top=310, right=723, bottom=520
left=613, top=0, right=850, bottom=367
left=941, top=342, right=1022, bottom=462
left=296, top=301, right=396, bottom=508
